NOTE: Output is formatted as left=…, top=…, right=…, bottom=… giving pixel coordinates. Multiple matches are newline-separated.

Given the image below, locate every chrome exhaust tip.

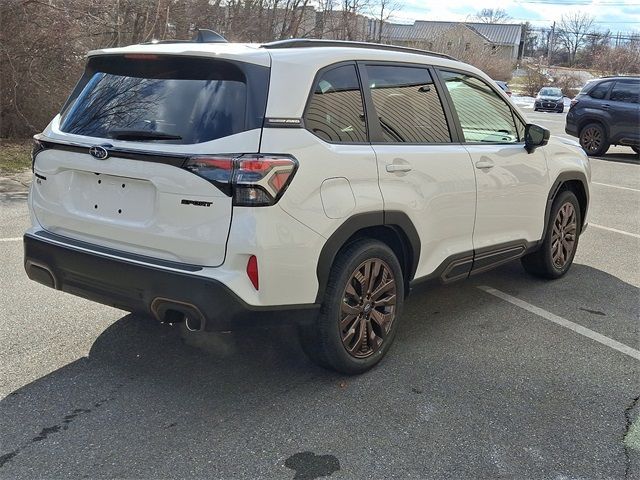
left=150, top=297, right=205, bottom=331
left=185, top=315, right=203, bottom=332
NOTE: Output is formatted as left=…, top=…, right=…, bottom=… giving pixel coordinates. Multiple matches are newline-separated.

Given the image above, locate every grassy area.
left=0, top=139, right=32, bottom=174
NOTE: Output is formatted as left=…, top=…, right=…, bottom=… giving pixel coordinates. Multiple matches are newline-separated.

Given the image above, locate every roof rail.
left=142, top=29, right=227, bottom=45
left=261, top=39, right=457, bottom=61
left=600, top=75, right=640, bottom=79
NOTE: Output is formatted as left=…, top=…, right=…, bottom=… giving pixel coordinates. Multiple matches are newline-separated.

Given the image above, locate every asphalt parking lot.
left=1, top=111, right=638, bottom=479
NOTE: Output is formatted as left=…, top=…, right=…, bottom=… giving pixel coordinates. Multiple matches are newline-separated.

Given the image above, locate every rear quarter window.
left=303, top=64, right=368, bottom=143
left=60, top=55, right=269, bottom=144
left=587, top=81, right=613, bottom=100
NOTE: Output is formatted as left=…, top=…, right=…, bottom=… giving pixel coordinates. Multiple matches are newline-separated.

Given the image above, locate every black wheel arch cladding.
left=315, top=211, right=420, bottom=303
left=543, top=171, right=589, bottom=241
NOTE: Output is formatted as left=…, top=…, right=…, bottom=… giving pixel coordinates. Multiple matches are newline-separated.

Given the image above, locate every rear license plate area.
left=68, top=172, right=155, bottom=222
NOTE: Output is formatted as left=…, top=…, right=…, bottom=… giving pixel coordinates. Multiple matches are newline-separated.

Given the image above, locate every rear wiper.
left=108, top=129, right=182, bottom=141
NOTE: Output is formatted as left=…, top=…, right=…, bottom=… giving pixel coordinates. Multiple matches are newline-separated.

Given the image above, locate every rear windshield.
left=60, top=55, right=269, bottom=144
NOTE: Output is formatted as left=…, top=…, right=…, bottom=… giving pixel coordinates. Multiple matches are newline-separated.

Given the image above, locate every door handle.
left=602, top=104, right=610, bottom=109
left=475, top=159, right=495, bottom=170
left=386, top=163, right=412, bottom=173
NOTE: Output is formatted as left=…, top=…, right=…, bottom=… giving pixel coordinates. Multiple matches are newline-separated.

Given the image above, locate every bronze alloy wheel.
left=580, top=126, right=603, bottom=153
left=340, top=258, right=397, bottom=358
left=551, top=202, right=577, bottom=268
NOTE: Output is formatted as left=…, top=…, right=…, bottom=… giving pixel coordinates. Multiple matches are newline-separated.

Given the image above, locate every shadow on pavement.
left=0, top=262, right=638, bottom=478
left=0, top=190, right=28, bottom=204
left=0, top=176, right=29, bottom=204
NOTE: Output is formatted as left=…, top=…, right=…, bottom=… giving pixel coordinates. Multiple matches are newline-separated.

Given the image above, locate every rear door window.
left=365, top=65, right=451, bottom=143
left=610, top=81, right=640, bottom=104
left=60, top=55, right=268, bottom=144
left=303, top=64, right=368, bottom=143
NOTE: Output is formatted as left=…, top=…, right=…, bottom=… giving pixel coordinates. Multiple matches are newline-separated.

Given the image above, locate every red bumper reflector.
left=246, top=255, right=259, bottom=290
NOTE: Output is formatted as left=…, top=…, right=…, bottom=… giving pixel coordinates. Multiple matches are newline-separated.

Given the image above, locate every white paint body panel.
left=222, top=206, right=325, bottom=305
left=32, top=149, right=233, bottom=266
left=261, top=128, right=382, bottom=238
left=466, top=144, right=549, bottom=248
left=373, top=144, right=476, bottom=277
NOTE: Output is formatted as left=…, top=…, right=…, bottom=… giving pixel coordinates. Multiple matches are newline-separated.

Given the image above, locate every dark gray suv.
left=565, top=76, right=640, bottom=157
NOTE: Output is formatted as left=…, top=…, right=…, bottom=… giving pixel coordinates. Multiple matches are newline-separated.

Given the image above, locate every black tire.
left=521, top=190, right=581, bottom=279
left=534, top=108, right=538, bottom=112
left=579, top=122, right=609, bottom=157
left=299, top=239, right=404, bottom=375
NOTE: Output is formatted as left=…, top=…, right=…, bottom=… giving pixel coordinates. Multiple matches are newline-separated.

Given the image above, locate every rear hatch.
left=31, top=51, right=270, bottom=266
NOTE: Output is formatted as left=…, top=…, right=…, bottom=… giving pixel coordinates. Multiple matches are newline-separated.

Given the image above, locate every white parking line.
left=0, top=237, right=21, bottom=242
left=478, top=286, right=640, bottom=361
left=592, top=182, right=640, bottom=193
left=590, top=223, right=640, bottom=239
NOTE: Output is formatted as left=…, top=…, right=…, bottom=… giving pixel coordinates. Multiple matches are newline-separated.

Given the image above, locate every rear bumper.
left=23, top=233, right=318, bottom=331
left=564, top=121, right=579, bottom=137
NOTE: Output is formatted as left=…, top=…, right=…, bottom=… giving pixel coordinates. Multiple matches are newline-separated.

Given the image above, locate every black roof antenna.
left=193, top=29, right=227, bottom=43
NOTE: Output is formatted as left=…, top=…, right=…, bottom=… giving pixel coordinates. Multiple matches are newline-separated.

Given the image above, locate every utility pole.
left=547, top=21, right=555, bottom=66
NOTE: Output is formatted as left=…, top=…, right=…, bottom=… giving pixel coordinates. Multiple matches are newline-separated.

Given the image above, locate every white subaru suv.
left=24, top=34, right=591, bottom=374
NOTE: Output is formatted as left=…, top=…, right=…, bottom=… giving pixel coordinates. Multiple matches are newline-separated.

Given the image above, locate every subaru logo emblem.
left=89, top=146, right=109, bottom=160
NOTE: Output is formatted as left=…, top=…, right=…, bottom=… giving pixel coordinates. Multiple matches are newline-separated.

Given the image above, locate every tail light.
left=183, top=154, right=298, bottom=206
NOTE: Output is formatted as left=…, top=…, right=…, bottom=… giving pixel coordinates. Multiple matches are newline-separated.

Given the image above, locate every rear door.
left=438, top=69, right=549, bottom=257
left=363, top=63, right=477, bottom=280
left=608, top=80, right=640, bottom=144
left=31, top=54, right=270, bottom=266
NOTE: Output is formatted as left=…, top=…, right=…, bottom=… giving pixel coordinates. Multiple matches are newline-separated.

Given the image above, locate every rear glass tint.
left=60, top=55, right=268, bottom=144
left=610, top=81, right=640, bottom=104
left=587, top=81, right=612, bottom=100
left=366, top=65, right=451, bottom=143
left=304, top=64, right=368, bottom=143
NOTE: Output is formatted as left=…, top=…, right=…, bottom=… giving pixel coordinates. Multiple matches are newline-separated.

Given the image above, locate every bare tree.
left=473, top=8, right=511, bottom=24
left=341, top=0, right=370, bottom=41
left=593, top=43, right=640, bottom=75
left=522, top=60, right=549, bottom=96
left=371, top=0, right=401, bottom=43
left=554, top=73, right=583, bottom=97
left=556, top=13, right=595, bottom=66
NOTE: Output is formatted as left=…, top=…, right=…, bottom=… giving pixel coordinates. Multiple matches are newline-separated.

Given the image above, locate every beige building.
left=378, top=20, right=524, bottom=61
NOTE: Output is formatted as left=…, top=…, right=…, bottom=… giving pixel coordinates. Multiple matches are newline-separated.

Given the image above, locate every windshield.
left=60, top=55, right=268, bottom=144
left=539, top=88, right=562, bottom=97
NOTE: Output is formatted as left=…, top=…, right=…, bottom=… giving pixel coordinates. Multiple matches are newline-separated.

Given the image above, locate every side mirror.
left=525, top=124, right=550, bottom=153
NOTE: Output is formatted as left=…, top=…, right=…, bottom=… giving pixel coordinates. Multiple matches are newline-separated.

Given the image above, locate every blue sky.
left=391, top=1, right=640, bottom=34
